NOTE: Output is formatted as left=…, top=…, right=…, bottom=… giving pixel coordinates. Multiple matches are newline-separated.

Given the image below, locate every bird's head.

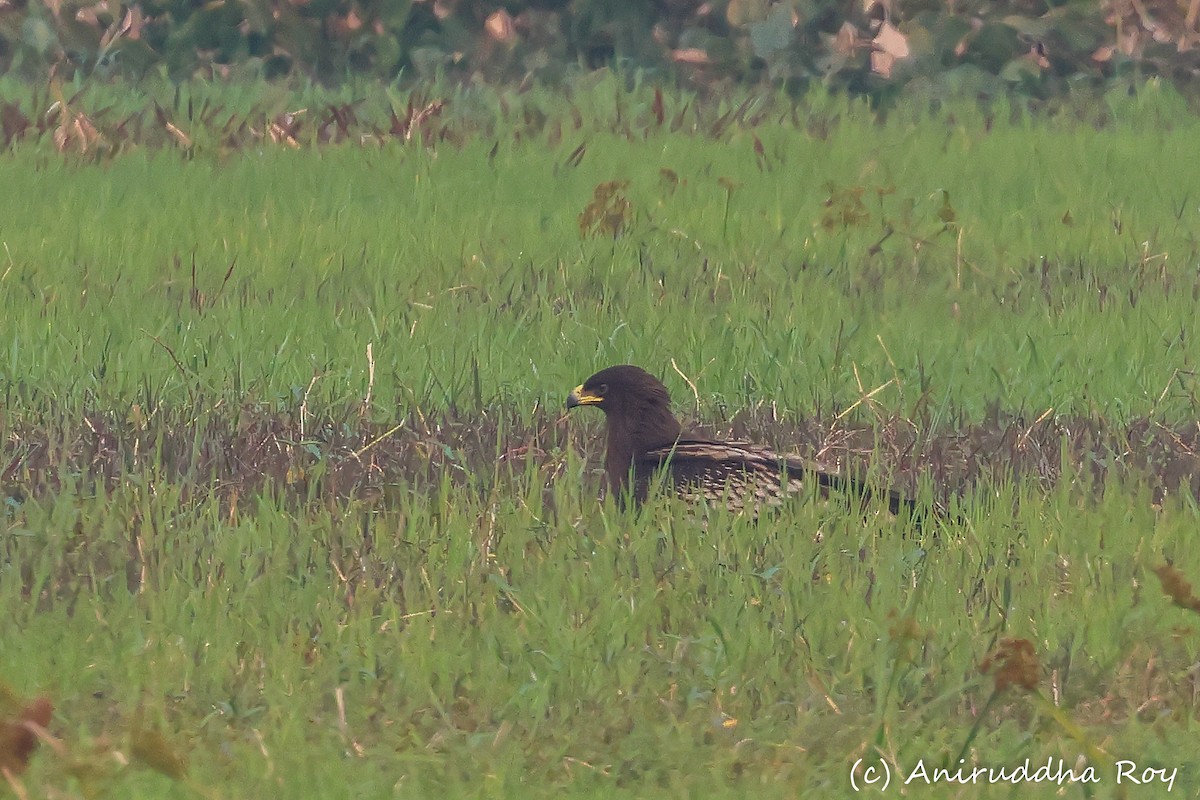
left=566, top=365, right=669, bottom=416
left=567, top=365, right=682, bottom=454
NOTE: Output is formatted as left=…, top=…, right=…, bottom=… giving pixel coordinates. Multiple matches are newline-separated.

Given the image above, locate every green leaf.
left=20, top=16, right=57, bottom=55
left=749, top=4, right=794, bottom=60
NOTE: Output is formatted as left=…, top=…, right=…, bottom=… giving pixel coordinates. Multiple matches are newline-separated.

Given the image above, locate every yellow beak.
left=566, top=384, right=604, bottom=409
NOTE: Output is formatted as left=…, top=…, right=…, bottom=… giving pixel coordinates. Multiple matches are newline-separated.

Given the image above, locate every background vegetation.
left=3, top=0, right=1200, bottom=103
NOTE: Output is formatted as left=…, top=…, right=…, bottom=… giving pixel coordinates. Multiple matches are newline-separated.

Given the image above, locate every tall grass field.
left=2, top=76, right=1200, bottom=798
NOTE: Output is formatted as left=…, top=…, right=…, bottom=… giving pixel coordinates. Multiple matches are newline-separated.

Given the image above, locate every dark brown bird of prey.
left=566, top=364, right=919, bottom=516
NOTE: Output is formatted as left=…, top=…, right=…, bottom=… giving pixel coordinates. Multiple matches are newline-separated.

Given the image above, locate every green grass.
left=3, top=76, right=1200, bottom=797
left=6, top=473, right=1200, bottom=797
left=1, top=79, right=1199, bottom=421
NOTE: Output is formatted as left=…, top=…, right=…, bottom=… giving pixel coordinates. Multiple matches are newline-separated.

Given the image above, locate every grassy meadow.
left=3, top=76, right=1200, bottom=797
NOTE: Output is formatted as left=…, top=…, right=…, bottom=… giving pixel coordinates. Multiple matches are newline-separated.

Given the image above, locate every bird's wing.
left=635, top=439, right=812, bottom=512
left=638, top=438, right=918, bottom=516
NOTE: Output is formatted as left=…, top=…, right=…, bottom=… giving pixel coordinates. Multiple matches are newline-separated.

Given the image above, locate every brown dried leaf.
left=122, top=6, right=144, bottom=40
left=874, top=21, right=909, bottom=58
left=1, top=103, right=30, bottom=147
left=164, top=121, right=192, bottom=148
left=659, top=168, right=679, bottom=192
left=99, top=13, right=126, bottom=50
left=75, top=2, right=101, bottom=26
left=833, top=22, right=860, bottom=56
left=870, top=51, right=894, bottom=77
left=1153, top=564, right=1200, bottom=614
left=269, top=110, right=305, bottom=148
left=980, top=637, right=1039, bottom=692
left=578, top=180, right=632, bottom=239
left=154, top=103, right=192, bottom=148
left=485, top=9, right=515, bottom=42
left=671, top=48, right=711, bottom=64
left=871, top=22, right=908, bottom=76
left=1023, top=42, right=1050, bottom=69
left=0, top=696, right=53, bottom=776
left=53, top=109, right=101, bottom=155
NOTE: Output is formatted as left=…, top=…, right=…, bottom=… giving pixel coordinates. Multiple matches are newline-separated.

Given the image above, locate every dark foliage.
left=2, top=0, right=1200, bottom=103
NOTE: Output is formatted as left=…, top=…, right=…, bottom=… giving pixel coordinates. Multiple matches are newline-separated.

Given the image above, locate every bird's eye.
left=597, top=383, right=608, bottom=395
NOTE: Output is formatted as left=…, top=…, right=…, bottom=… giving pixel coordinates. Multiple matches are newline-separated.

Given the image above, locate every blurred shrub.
left=1, top=0, right=1199, bottom=101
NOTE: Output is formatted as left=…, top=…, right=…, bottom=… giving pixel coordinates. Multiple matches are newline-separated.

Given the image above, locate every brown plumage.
left=566, top=364, right=919, bottom=516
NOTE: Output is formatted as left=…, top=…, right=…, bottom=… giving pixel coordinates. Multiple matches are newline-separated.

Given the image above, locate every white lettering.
left=905, top=759, right=929, bottom=785
left=903, top=758, right=1105, bottom=786
left=1115, top=762, right=1177, bottom=792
